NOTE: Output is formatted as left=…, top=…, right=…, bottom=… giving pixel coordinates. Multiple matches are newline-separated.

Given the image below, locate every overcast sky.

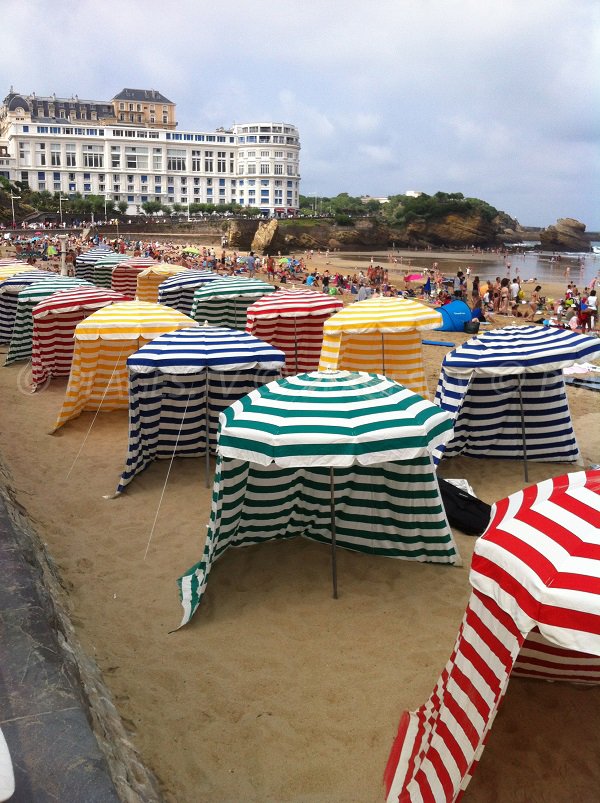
left=2, top=0, right=598, bottom=228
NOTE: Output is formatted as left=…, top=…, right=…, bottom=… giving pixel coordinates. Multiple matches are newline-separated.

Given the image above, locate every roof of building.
left=112, top=88, right=174, bottom=104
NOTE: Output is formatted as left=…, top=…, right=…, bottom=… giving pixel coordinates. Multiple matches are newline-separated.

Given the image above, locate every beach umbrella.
left=157, top=270, right=218, bottom=316
left=434, top=325, right=600, bottom=479
left=319, top=296, right=443, bottom=397
left=246, top=288, right=343, bottom=374
left=31, top=287, right=129, bottom=389
left=116, top=326, right=285, bottom=493
left=190, top=277, right=275, bottom=329
left=91, top=253, right=132, bottom=288
left=278, top=257, right=291, bottom=265
left=0, top=270, right=56, bottom=343
left=110, top=258, right=158, bottom=298
left=178, top=370, right=458, bottom=623
left=385, top=468, right=600, bottom=803
left=404, top=273, right=425, bottom=282
left=182, top=247, right=200, bottom=255
left=135, top=264, right=187, bottom=303
left=53, top=301, right=197, bottom=430
left=5, top=278, right=93, bottom=365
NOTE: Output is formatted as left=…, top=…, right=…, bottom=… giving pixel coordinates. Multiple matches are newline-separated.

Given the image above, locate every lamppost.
left=58, top=194, right=68, bottom=227
left=9, top=192, right=20, bottom=229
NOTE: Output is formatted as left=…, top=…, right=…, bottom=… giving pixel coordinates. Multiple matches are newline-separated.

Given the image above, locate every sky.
left=2, top=0, right=599, bottom=228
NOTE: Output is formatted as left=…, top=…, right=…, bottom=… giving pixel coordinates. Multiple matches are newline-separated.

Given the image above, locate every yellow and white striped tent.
left=0, top=264, right=31, bottom=282
left=135, top=264, right=187, bottom=303
left=53, top=301, right=197, bottom=429
left=319, top=296, right=443, bottom=397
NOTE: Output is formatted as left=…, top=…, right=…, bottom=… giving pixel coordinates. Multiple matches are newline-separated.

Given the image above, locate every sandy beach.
left=0, top=246, right=599, bottom=802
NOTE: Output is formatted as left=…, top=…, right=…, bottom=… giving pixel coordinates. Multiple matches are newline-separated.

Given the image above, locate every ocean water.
left=340, top=247, right=600, bottom=290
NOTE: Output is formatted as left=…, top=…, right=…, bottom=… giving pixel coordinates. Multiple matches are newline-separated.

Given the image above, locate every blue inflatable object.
left=435, top=300, right=472, bottom=332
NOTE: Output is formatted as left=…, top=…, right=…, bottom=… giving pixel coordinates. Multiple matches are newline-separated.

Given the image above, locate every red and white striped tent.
left=31, top=287, right=128, bottom=389
left=111, top=258, right=158, bottom=298
left=384, top=469, right=600, bottom=802
left=245, top=288, right=344, bottom=375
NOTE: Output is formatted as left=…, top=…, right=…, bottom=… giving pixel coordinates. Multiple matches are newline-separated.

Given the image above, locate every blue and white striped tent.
left=0, top=270, right=57, bottom=343
left=434, top=326, right=600, bottom=466
left=115, top=326, right=285, bottom=494
left=157, top=270, right=218, bottom=317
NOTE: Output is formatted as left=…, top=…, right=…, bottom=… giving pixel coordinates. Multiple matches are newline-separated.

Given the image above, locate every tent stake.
left=517, top=376, right=529, bottom=483
left=330, top=467, right=338, bottom=599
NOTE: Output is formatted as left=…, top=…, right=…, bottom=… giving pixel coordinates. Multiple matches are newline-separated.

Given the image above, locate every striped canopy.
left=385, top=469, right=600, bottom=803
left=319, top=296, right=443, bottom=397
left=0, top=264, right=30, bottom=282
left=74, top=245, right=114, bottom=279
left=245, top=288, right=343, bottom=375
left=190, top=276, right=275, bottom=328
left=5, top=278, right=92, bottom=365
left=110, top=263, right=152, bottom=298
left=53, top=301, right=197, bottom=429
left=31, top=287, right=129, bottom=389
left=116, top=327, right=285, bottom=493
left=90, top=253, right=132, bottom=288
left=178, top=371, right=459, bottom=624
left=157, top=270, right=218, bottom=316
left=434, top=326, right=600, bottom=464
left=0, top=270, right=56, bottom=343
left=0, top=258, right=27, bottom=266
left=136, top=264, right=187, bottom=303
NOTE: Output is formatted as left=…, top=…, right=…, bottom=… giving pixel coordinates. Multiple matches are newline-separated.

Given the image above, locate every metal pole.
left=517, top=376, right=529, bottom=483
left=294, top=317, right=298, bottom=373
left=381, top=332, right=385, bottom=375
left=330, top=467, right=338, bottom=599
left=59, top=236, right=67, bottom=276
left=205, top=370, right=211, bottom=488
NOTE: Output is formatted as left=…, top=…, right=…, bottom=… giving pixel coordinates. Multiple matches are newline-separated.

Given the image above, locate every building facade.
left=0, top=88, right=301, bottom=217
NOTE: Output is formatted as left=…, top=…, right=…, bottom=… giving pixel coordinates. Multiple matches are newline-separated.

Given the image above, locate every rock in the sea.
left=539, top=218, right=591, bottom=252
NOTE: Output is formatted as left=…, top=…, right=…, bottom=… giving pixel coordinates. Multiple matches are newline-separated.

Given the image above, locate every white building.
left=0, top=89, right=301, bottom=217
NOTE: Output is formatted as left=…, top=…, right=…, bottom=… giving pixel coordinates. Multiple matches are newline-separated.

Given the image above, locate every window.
left=84, top=183, right=91, bottom=191
left=275, top=151, right=283, bottom=158
left=83, top=145, right=103, bottom=168
left=119, top=103, right=124, bottom=110
left=38, top=171, right=45, bottom=180
left=219, top=178, right=225, bottom=186
left=217, top=152, right=226, bottom=172
left=18, top=142, right=31, bottom=164
left=127, top=185, right=134, bottom=192
left=287, top=164, right=294, bottom=175
left=153, top=153, right=162, bottom=171
left=66, top=144, right=76, bottom=167
left=125, top=147, right=148, bottom=170
left=260, top=151, right=269, bottom=157
left=274, top=164, right=283, bottom=175
left=155, top=186, right=161, bottom=194
left=35, top=143, right=47, bottom=166
left=191, top=150, right=201, bottom=171
left=260, top=164, right=269, bottom=175
left=54, top=182, right=61, bottom=191
left=247, top=164, right=256, bottom=174
left=204, top=152, right=213, bottom=172
left=166, top=148, right=186, bottom=171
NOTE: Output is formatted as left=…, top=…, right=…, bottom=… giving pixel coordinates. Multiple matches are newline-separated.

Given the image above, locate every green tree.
left=141, top=200, right=164, bottom=215
left=117, top=201, right=128, bottom=215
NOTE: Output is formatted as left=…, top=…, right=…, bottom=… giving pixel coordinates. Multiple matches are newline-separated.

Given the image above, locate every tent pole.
left=517, top=376, right=529, bottom=483
left=381, top=332, right=385, bottom=375
left=330, top=467, right=338, bottom=599
left=205, top=369, right=211, bottom=488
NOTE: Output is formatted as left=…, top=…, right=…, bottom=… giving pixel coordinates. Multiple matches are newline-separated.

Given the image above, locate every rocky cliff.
left=539, top=218, right=591, bottom=252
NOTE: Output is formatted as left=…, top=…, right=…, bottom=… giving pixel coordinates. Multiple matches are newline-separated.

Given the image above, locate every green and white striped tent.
left=178, top=370, right=460, bottom=625
left=5, top=278, right=93, bottom=365
left=190, top=276, right=275, bottom=329
left=91, top=253, right=132, bottom=288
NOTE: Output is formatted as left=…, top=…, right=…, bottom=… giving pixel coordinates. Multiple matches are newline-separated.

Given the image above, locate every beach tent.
left=74, top=245, right=114, bottom=281
left=135, top=264, right=187, bottom=303
left=5, top=278, right=93, bottom=365
left=157, top=270, right=218, bottom=316
left=246, top=288, right=343, bottom=375
left=384, top=469, right=600, bottom=803
left=433, top=326, right=600, bottom=475
left=319, top=296, right=443, bottom=397
left=0, top=270, right=56, bottom=343
left=91, top=253, right=133, bottom=288
left=53, top=301, right=196, bottom=430
left=110, top=257, right=159, bottom=297
left=31, top=287, right=129, bottom=389
left=0, top=264, right=30, bottom=282
left=435, top=299, right=472, bottom=332
left=190, top=277, right=276, bottom=328
left=178, top=370, right=460, bottom=625
left=115, top=327, right=285, bottom=494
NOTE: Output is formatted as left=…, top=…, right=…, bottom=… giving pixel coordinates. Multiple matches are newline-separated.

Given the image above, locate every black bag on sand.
left=438, top=478, right=491, bottom=536
left=463, top=320, right=480, bottom=334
